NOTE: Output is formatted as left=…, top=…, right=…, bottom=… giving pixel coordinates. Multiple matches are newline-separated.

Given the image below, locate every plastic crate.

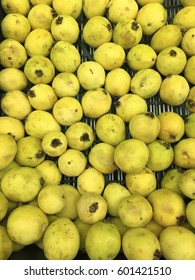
left=0, top=0, right=192, bottom=260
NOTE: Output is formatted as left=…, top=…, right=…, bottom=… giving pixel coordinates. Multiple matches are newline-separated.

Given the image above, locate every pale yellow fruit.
left=136, top=2, right=167, bottom=36
left=159, top=74, right=190, bottom=106
left=76, top=192, right=107, bottom=224
left=159, top=226, right=195, bottom=260
left=0, top=13, right=31, bottom=43
left=52, top=0, right=82, bottom=19
left=7, top=204, right=49, bottom=245
left=146, top=140, right=174, bottom=171
left=77, top=166, right=105, bottom=195
left=129, top=112, right=161, bottom=143
left=112, top=19, right=142, bottom=49
left=73, top=217, right=91, bottom=252
left=95, top=113, right=126, bottom=147
left=122, top=228, right=162, bottom=260
left=115, top=93, right=148, bottom=122
left=35, top=160, right=62, bottom=185
left=179, top=169, right=195, bottom=199
left=52, top=97, right=83, bottom=126
left=1, top=90, right=32, bottom=120
left=181, top=27, right=195, bottom=56
left=157, top=111, right=185, bottom=143
left=0, top=68, right=28, bottom=92
left=43, top=217, right=80, bottom=259
left=102, top=182, right=131, bottom=217
left=37, top=184, right=66, bottom=215
left=127, top=44, right=157, bottom=71
left=1, top=0, right=30, bottom=15
left=52, top=72, right=80, bottom=98
left=93, top=42, right=126, bottom=71
left=186, top=200, right=195, bottom=228
left=150, top=24, right=182, bottom=53
left=173, top=6, right=195, bottom=32
left=104, top=68, right=131, bottom=97
left=51, top=15, right=79, bottom=43
left=81, top=88, right=112, bottom=118
left=27, top=3, right=55, bottom=30
left=0, top=38, right=28, bottom=68
left=144, top=218, right=164, bottom=238
left=125, top=167, right=157, bottom=197
left=106, top=0, right=139, bottom=23
left=88, top=142, right=117, bottom=174
left=50, top=41, right=81, bottom=73
left=0, top=116, right=25, bottom=141
left=56, top=184, right=80, bottom=220
left=77, top=61, right=106, bottom=90
left=186, top=86, right=195, bottom=113
left=0, top=191, right=8, bottom=222
left=83, top=16, right=112, bottom=48
left=0, top=226, right=13, bottom=260
left=85, top=221, right=121, bottom=260
left=148, top=188, right=186, bottom=227
left=25, top=110, right=61, bottom=139
left=1, top=166, right=44, bottom=203
left=114, top=139, right=149, bottom=174
left=160, top=168, right=184, bottom=196
left=65, top=122, right=94, bottom=151
left=156, top=46, right=187, bottom=76
left=42, top=131, right=68, bottom=157
left=118, top=194, right=153, bottom=227
left=184, top=55, right=195, bottom=85
left=24, top=28, right=55, bottom=57
left=15, top=136, right=45, bottom=167
left=130, top=68, right=162, bottom=98
left=0, top=133, right=17, bottom=170
left=83, top=0, right=109, bottom=18
left=24, top=55, right=55, bottom=85
left=174, top=138, right=195, bottom=169
left=185, top=112, right=195, bottom=138
left=50, top=40, right=81, bottom=73
left=58, top=149, right=87, bottom=177
left=27, top=84, right=58, bottom=111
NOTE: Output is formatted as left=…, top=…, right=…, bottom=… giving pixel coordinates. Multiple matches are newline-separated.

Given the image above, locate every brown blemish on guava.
left=169, top=49, right=177, bottom=56
left=176, top=215, right=186, bottom=225
left=35, top=150, right=45, bottom=158
left=163, top=142, right=171, bottom=149
left=131, top=21, right=139, bottom=31
left=145, top=112, right=155, bottom=119
left=27, top=90, right=36, bottom=97
left=56, top=16, right=63, bottom=24
left=89, top=202, right=98, bottom=213
left=80, top=132, right=90, bottom=142
left=106, top=23, right=112, bottom=32
left=153, top=249, right=162, bottom=260
left=114, top=100, right=121, bottom=107
left=186, top=99, right=195, bottom=109
left=35, top=69, right=43, bottom=77
left=50, top=138, right=62, bottom=147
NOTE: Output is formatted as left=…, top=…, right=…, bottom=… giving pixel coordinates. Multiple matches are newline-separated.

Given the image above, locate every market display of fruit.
left=0, top=0, right=195, bottom=260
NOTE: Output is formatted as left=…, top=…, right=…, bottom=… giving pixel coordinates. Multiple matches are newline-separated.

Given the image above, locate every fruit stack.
left=0, top=0, right=195, bottom=260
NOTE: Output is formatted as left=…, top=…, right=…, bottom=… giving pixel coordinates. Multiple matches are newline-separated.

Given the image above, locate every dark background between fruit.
left=0, top=0, right=192, bottom=260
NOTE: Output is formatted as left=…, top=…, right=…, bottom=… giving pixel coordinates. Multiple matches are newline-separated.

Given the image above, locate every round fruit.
left=43, top=217, right=80, bottom=260
left=7, top=204, right=49, bottom=245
